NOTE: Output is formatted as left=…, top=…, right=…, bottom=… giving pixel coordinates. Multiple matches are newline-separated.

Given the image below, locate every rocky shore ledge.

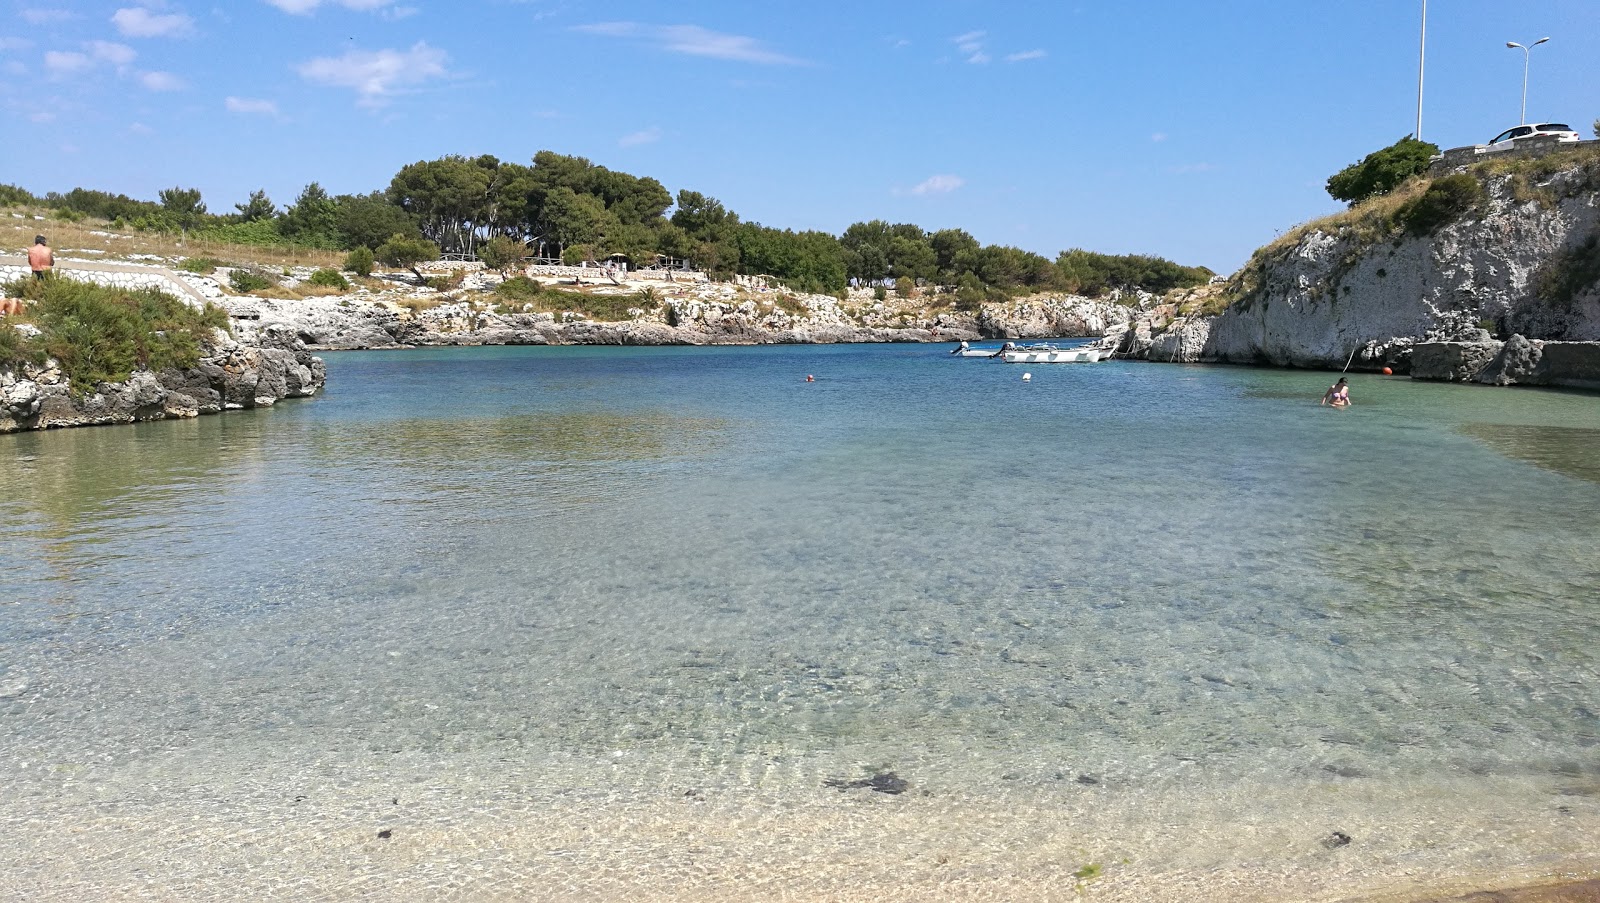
left=1, top=326, right=324, bottom=434
left=218, top=277, right=1135, bottom=351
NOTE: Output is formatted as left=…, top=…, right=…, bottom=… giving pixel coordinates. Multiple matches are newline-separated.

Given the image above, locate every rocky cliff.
left=1107, top=145, right=1600, bottom=387
left=220, top=286, right=1135, bottom=351
left=1, top=326, right=325, bottom=433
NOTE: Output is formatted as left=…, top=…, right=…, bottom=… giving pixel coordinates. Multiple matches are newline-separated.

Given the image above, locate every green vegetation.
left=3, top=150, right=1210, bottom=300
left=376, top=234, right=441, bottom=283
left=228, top=268, right=276, bottom=293
left=492, top=277, right=642, bottom=321
left=1326, top=136, right=1440, bottom=205
left=306, top=268, right=350, bottom=290
left=1395, top=173, right=1484, bottom=234
left=1, top=278, right=228, bottom=391
left=343, top=245, right=375, bottom=277
left=178, top=257, right=223, bottom=274
left=477, top=235, right=523, bottom=274
left=1057, top=249, right=1214, bottom=297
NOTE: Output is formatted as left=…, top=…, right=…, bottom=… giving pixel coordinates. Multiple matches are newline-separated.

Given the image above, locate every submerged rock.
left=824, top=771, right=909, bottom=795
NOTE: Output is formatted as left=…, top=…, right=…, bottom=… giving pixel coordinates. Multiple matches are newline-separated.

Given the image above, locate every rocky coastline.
left=216, top=276, right=1137, bottom=352
left=1, top=326, right=324, bottom=434
left=1095, top=148, right=1600, bottom=390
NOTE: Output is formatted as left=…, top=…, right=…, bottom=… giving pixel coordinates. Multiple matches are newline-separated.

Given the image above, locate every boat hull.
left=1001, top=348, right=1104, bottom=363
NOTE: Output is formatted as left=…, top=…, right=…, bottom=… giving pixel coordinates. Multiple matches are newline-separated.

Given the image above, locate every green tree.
left=335, top=191, right=420, bottom=250
left=387, top=156, right=493, bottom=254
left=1326, top=136, right=1440, bottom=205
left=478, top=235, right=524, bottom=274
left=234, top=189, right=276, bottom=222
left=280, top=182, right=339, bottom=247
left=158, top=186, right=206, bottom=237
left=543, top=187, right=613, bottom=258
left=376, top=233, right=440, bottom=284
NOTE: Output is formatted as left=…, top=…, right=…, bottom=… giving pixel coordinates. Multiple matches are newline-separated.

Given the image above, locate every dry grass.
left=3, top=209, right=344, bottom=268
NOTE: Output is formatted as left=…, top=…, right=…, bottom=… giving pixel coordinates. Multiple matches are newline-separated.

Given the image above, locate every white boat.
left=1000, top=342, right=1105, bottom=364
left=950, top=341, right=1003, bottom=358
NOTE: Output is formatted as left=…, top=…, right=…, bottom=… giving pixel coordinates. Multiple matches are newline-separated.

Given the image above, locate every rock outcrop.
left=1101, top=146, right=1600, bottom=387
left=219, top=286, right=1135, bottom=351
left=1, top=325, right=324, bottom=433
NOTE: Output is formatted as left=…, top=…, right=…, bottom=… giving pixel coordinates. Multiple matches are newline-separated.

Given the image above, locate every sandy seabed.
left=3, top=752, right=1596, bottom=903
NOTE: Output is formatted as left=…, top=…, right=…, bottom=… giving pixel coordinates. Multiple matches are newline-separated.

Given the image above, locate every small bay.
left=3, top=344, right=1598, bottom=901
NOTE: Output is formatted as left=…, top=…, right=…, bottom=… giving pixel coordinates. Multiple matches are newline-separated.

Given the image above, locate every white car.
left=1474, top=123, right=1581, bottom=154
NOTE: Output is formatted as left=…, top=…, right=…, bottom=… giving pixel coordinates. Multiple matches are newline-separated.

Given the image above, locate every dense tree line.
left=1, top=151, right=1213, bottom=298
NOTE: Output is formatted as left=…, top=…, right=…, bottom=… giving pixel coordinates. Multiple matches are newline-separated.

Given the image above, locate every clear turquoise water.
left=2, top=344, right=1598, bottom=900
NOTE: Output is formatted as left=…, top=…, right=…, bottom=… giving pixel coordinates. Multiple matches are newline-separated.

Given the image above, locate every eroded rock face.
left=219, top=288, right=1133, bottom=351
left=0, top=328, right=325, bottom=433
left=1199, top=162, right=1600, bottom=368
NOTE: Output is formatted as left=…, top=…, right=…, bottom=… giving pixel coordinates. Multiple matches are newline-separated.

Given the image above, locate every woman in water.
left=1321, top=377, right=1351, bottom=407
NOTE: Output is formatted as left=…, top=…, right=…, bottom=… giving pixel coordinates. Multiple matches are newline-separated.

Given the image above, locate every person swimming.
left=1321, top=377, right=1351, bottom=407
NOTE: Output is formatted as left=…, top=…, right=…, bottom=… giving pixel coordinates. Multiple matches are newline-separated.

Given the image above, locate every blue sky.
left=4, top=0, right=1596, bottom=272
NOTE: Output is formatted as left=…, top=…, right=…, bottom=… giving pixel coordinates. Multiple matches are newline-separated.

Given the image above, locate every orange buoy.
left=1381, top=367, right=1393, bottom=375
left=805, top=374, right=814, bottom=382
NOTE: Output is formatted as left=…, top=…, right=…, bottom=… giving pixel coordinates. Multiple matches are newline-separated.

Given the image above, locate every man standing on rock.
left=28, top=235, right=54, bottom=280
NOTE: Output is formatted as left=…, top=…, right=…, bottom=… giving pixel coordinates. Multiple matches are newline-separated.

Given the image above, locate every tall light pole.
left=1416, top=0, right=1427, bottom=139
left=1506, top=37, right=1550, bottom=125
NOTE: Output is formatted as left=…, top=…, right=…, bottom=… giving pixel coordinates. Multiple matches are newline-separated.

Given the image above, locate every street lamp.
left=1505, top=37, right=1550, bottom=125
left=1416, top=0, right=1427, bottom=139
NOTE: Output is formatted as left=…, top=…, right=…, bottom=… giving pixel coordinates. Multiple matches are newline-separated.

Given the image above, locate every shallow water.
left=2, top=345, right=1598, bottom=901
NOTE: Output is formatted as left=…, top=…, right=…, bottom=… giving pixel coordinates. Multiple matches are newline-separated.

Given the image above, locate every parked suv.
left=1475, top=123, right=1581, bottom=154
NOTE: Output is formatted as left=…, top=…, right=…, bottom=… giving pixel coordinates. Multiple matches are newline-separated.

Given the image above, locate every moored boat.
left=950, top=341, right=1003, bottom=358
left=999, top=342, right=1104, bottom=363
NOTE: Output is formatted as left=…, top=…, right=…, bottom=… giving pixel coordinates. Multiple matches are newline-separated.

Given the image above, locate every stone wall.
left=0, top=262, right=219, bottom=304
left=1429, top=137, right=1595, bottom=173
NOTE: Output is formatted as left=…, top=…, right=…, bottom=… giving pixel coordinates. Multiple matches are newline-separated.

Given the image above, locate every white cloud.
left=227, top=96, right=281, bottom=115
left=0, top=36, right=32, bottom=51
left=264, top=0, right=395, bottom=13
left=1168, top=162, right=1217, bottom=174
left=953, top=30, right=988, bottom=64
left=1005, top=49, right=1046, bottom=63
left=112, top=6, right=195, bottom=38
left=31, top=111, right=57, bottom=123
left=1151, top=132, right=1168, bottom=143
left=574, top=22, right=807, bottom=65
left=44, top=50, right=92, bottom=75
left=139, top=70, right=186, bottom=90
left=88, top=40, right=138, bottom=66
left=297, top=41, right=449, bottom=105
left=619, top=126, right=661, bottom=147
left=911, top=174, right=965, bottom=195
left=129, top=122, right=153, bottom=134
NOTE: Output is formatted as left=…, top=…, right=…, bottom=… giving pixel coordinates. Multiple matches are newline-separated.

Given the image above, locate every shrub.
left=228, top=268, right=276, bottom=293
left=344, top=245, right=374, bottom=277
left=1396, top=174, right=1485, bottom=235
left=423, top=268, right=466, bottom=292
left=2, top=277, right=228, bottom=392
left=306, top=268, right=350, bottom=290
left=872, top=285, right=887, bottom=301
left=495, top=276, right=542, bottom=301
left=0, top=319, right=46, bottom=371
left=894, top=276, right=915, bottom=298
left=178, top=257, right=222, bottom=274
left=376, top=233, right=441, bottom=283
left=1327, top=136, right=1440, bottom=205
left=478, top=235, right=523, bottom=273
